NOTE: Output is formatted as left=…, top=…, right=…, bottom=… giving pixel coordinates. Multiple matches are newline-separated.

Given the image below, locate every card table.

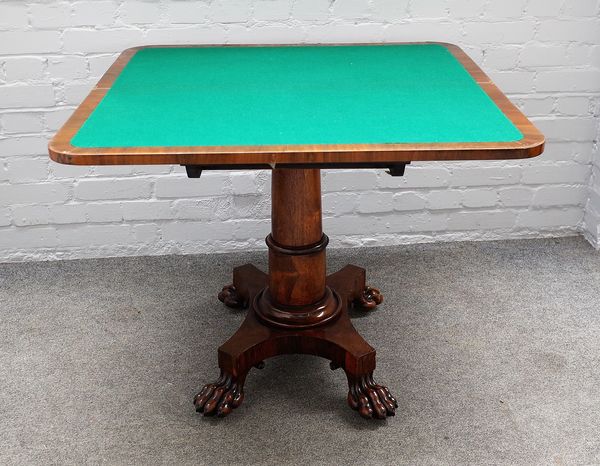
left=49, top=43, right=544, bottom=420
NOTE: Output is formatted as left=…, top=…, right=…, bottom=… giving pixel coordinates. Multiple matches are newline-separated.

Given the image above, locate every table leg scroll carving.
left=325, top=264, right=384, bottom=312
left=355, top=286, right=384, bottom=311
left=217, top=264, right=268, bottom=310
left=347, top=373, right=398, bottom=419
left=193, top=370, right=246, bottom=417
left=218, top=285, right=244, bottom=309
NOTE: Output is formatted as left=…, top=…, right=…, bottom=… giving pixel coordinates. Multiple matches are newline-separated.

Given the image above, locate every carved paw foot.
left=218, top=285, right=245, bottom=309
left=193, top=371, right=244, bottom=417
left=347, top=373, right=397, bottom=419
left=355, top=286, right=383, bottom=311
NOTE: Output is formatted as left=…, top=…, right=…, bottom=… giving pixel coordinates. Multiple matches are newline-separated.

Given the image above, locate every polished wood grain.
left=259, top=168, right=337, bottom=327
left=268, top=168, right=326, bottom=307
left=271, top=169, right=323, bottom=246
left=196, top=263, right=396, bottom=419
left=49, top=42, right=544, bottom=167
left=201, top=167, right=393, bottom=419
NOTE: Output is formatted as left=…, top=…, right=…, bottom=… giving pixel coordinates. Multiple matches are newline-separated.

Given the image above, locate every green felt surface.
left=71, top=44, right=522, bottom=148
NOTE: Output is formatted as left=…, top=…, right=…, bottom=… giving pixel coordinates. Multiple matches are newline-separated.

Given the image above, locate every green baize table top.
left=71, top=44, right=522, bottom=149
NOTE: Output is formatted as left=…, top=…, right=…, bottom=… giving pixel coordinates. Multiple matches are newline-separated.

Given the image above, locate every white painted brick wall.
left=583, top=121, right=600, bottom=249
left=0, top=0, right=599, bottom=262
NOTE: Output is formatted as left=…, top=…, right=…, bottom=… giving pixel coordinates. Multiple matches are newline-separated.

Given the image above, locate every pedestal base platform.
left=194, top=264, right=397, bottom=419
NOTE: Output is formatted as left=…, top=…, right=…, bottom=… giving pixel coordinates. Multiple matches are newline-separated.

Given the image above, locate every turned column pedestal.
left=193, top=168, right=396, bottom=419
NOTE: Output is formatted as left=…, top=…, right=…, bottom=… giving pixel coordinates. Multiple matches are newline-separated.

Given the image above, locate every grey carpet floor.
left=0, top=237, right=599, bottom=465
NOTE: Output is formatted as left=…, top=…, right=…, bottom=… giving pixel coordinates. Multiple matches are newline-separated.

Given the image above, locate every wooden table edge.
left=48, top=42, right=545, bottom=167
